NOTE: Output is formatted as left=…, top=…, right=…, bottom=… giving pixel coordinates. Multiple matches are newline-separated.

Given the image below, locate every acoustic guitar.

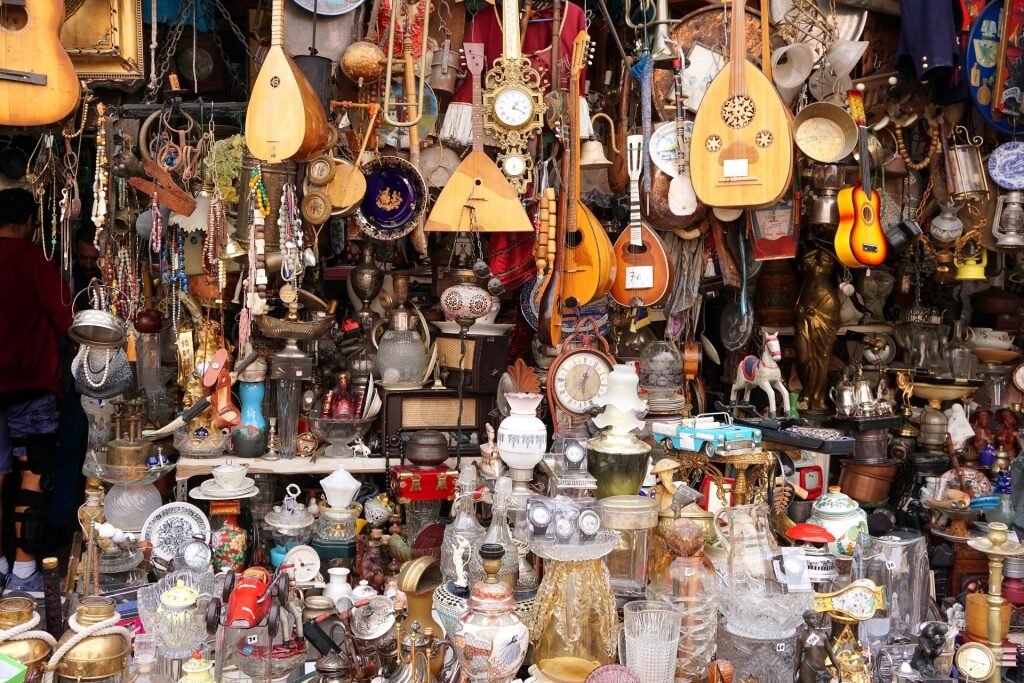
left=0, top=0, right=80, bottom=126
left=609, top=134, right=670, bottom=307
left=424, top=43, right=532, bottom=233
left=689, top=0, right=793, bottom=208
left=536, top=31, right=615, bottom=346
left=835, top=90, right=886, bottom=268
left=245, top=0, right=330, bottom=163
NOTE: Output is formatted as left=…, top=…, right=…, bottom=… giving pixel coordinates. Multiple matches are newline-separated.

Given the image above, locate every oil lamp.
left=993, top=191, right=1024, bottom=248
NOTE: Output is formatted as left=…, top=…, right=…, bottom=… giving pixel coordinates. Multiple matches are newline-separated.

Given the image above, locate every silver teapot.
left=830, top=370, right=858, bottom=417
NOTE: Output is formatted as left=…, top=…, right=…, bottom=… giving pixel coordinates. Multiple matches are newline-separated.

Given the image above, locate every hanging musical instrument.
left=835, top=89, right=886, bottom=268
left=610, top=135, right=670, bottom=307
left=483, top=0, right=545, bottom=193
left=325, top=101, right=379, bottom=216
left=607, top=66, right=632, bottom=194
left=424, top=43, right=533, bottom=234
left=536, top=32, right=615, bottom=346
left=246, top=0, right=330, bottom=163
left=688, top=0, right=793, bottom=208
left=543, top=0, right=563, bottom=128
left=0, top=0, right=80, bottom=126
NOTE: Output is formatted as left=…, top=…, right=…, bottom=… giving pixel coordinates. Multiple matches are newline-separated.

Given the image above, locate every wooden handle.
left=760, top=0, right=771, bottom=81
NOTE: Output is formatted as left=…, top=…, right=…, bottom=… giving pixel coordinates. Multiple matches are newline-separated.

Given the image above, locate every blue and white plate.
left=141, top=502, right=211, bottom=561
left=989, top=141, right=1024, bottom=189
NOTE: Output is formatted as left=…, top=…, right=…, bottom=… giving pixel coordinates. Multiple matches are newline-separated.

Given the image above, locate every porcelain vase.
left=322, top=567, right=354, bottom=608
left=211, top=514, right=247, bottom=573
left=496, top=393, right=547, bottom=471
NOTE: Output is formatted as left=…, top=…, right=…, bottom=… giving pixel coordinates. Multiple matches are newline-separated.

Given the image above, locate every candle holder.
left=969, top=522, right=1024, bottom=682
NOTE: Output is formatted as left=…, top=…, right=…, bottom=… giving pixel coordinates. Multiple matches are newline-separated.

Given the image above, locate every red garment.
left=0, top=238, right=73, bottom=396
left=452, top=0, right=588, bottom=104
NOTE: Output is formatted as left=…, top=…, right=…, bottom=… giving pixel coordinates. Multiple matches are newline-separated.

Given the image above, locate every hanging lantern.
left=994, top=191, right=1024, bottom=248
left=946, top=125, right=989, bottom=202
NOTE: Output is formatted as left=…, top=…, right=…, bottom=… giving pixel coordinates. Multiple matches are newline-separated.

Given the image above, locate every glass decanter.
left=329, top=372, right=355, bottom=420
left=468, top=477, right=519, bottom=589
left=440, top=465, right=486, bottom=588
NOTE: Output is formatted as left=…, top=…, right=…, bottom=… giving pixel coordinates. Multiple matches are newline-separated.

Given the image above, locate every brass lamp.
left=969, top=522, right=1024, bottom=683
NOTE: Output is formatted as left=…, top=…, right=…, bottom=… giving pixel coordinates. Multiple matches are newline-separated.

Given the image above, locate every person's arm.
left=33, top=251, right=73, bottom=336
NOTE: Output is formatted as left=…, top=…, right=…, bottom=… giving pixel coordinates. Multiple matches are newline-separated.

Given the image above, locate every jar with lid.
left=598, top=495, right=658, bottom=599
left=0, top=596, right=53, bottom=681
left=177, top=652, right=214, bottom=683
left=309, top=652, right=352, bottom=683
left=265, top=484, right=316, bottom=549
left=807, top=486, right=869, bottom=558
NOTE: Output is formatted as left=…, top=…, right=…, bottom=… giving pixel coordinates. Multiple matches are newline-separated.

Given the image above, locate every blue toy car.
left=652, top=412, right=762, bottom=456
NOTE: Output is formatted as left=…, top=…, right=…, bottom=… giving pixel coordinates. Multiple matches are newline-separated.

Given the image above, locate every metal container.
left=853, top=429, right=890, bottom=463
left=599, top=495, right=659, bottom=598
left=236, top=154, right=298, bottom=251
left=0, top=597, right=52, bottom=680
left=54, top=596, right=131, bottom=680
left=404, top=430, right=450, bottom=468
left=838, top=460, right=899, bottom=503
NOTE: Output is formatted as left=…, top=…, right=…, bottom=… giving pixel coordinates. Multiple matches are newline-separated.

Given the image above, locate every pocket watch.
left=177, top=539, right=212, bottom=572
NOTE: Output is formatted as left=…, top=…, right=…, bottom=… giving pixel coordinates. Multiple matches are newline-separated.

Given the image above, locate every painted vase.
left=454, top=544, right=530, bottom=682
left=496, top=393, right=547, bottom=471
left=211, top=514, right=247, bottom=573
left=807, top=486, right=868, bottom=559
left=239, top=381, right=267, bottom=433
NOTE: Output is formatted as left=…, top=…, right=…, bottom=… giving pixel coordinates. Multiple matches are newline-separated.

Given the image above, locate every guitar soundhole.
left=721, top=95, right=755, bottom=129
left=1, top=5, right=28, bottom=30
left=270, top=76, right=281, bottom=88
left=565, top=230, right=582, bottom=248
left=626, top=243, right=648, bottom=256
left=861, top=204, right=873, bottom=224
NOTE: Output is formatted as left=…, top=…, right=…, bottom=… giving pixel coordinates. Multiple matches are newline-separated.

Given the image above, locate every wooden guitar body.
left=690, top=59, right=793, bottom=208
left=425, top=151, right=532, bottom=232
left=609, top=222, right=669, bottom=306
left=562, top=201, right=615, bottom=304
left=836, top=184, right=883, bottom=268
left=0, top=0, right=80, bottom=126
left=246, top=45, right=330, bottom=163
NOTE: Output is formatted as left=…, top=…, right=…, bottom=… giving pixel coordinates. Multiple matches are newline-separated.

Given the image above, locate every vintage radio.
left=380, top=388, right=496, bottom=459
left=434, top=333, right=510, bottom=392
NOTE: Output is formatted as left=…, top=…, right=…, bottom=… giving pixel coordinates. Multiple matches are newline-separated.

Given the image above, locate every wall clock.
left=546, top=318, right=615, bottom=428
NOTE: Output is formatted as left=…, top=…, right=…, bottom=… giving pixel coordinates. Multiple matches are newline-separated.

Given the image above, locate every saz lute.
left=246, top=0, right=330, bottom=163
left=425, top=43, right=532, bottom=233
left=689, top=0, right=793, bottom=207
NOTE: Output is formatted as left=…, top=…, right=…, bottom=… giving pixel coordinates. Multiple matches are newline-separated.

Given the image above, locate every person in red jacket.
left=0, top=188, right=72, bottom=595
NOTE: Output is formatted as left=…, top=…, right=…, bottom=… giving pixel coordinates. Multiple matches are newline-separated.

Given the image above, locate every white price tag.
left=247, top=634, right=258, bottom=645
left=776, top=643, right=787, bottom=652
left=885, top=561, right=896, bottom=571
left=806, top=634, right=820, bottom=647
left=723, top=158, right=749, bottom=178
left=625, top=266, right=654, bottom=290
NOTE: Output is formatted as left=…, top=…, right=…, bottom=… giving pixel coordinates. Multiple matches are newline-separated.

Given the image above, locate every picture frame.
left=60, top=0, right=144, bottom=80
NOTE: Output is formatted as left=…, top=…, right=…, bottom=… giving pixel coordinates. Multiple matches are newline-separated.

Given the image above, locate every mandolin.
left=245, top=0, right=330, bottom=163
left=425, top=43, right=532, bottom=233
left=689, top=0, right=793, bottom=208
left=610, top=134, right=670, bottom=307
left=835, top=89, right=886, bottom=268
left=0, top=0, right=80, bottom=126
left=537, top=31, right=615, bottom=346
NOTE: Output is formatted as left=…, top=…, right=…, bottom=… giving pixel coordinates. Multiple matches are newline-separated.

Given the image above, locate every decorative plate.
left=357, top=156, right=427, bottom=240
left=585, top=665, right=641, bottom=683
left=291, top=0, right=363, bottom=16
left=188, top=487, right=259, bottom=502
left=939, top=467, right=994, bottom=498
left=649, top=121, right=690, bottom=179
left=989, top=142, right=1024, bottom=189
left=518, top=277, right=611, bottom=337
left=201, top=477, right=256, bottom=495
left=430, top=321, right=515, bottom=336
left=141, top=503, right=211, bottom=561
left=966, top=1, right=1023, bottom=135
left=379, top=79, right=439, bottom=150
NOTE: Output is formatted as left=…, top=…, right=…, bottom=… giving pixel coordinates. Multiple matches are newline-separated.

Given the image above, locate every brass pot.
left=0, top=597, right=52, bottom=679
left=55, top=597, right=130, bottom=681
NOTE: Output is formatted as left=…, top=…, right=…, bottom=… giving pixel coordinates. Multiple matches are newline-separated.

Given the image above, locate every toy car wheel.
left=222, top=570, right=236, bottom=602
left=267, top=603, right=280, bottom=640
left=206, top=597, right=222, bottom=635
left=701, top=443, right=716, bottom=458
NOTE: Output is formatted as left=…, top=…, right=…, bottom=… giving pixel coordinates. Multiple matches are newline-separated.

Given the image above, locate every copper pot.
left=188, top=272, right=241, bottom=302
left=838, top=460, right=899, bottom=503
left=404, top=430, right=449, bottom=468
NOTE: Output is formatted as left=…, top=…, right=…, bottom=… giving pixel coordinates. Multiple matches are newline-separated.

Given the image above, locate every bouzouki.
left=536, top=31, right=615, bottom=346
left=610, top=134, right=670, bottom=306
left=424, top=43, right=532, bottom=233
left=0, top=0, right=80, bottom=126
left=246, top=0, right=330, bottom=163
left=835, top=90, right=886, bottom=268
left=689, top=0, right=793, bottom=208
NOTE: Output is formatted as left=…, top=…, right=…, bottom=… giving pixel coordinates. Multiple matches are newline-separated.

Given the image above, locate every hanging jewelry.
left=83, top=347, right=113, bottom=388
left=150, top=192, right=162, bottom=253
left=90, top=102, right=109, bottom=247
left=895, top=118, right=940, bottom=172
left=249, top=165, right=270, bottom=216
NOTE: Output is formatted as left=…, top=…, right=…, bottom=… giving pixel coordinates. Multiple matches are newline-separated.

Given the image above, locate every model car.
left=652, top=412, right=762, bottom=456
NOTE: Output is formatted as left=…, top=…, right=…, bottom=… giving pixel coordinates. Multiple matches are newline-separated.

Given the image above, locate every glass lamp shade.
left=639, top=341, right=684, bottom=398
left=440, top=282, right=492, bottom=329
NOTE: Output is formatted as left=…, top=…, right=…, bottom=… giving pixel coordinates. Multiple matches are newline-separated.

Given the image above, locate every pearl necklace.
left=83, top=347, right=112, bottom=389
left=91, top=103, right=109, bottom=247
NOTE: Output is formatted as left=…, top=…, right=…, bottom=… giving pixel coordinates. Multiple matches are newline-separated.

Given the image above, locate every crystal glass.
left=857, top=532, right=930, bottom=656
left=639, top=341, right=684, bottom=398
left=468, top=477, right=518, bottom=588
left=715, top=623, right=796, bottom=683
left=275, top=377, right=302, bottom=459
left=102, top=483, right=162, bottom=533
left=599, top=496, right=658, bottom=599
left=375, top=329, right=426, bottom=387
left=314, top=503, right=360, bottom=541
left=441, top=465, right=486, bottom=585
left=649, top=552, right=718, bottom=682
left=618, top=601, right=680, bottom=683
left=137, top=571, right=215, bottom=660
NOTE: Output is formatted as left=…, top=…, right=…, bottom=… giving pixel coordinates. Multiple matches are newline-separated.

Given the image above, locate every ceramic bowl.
left=211, top=460, right=250, bottom=490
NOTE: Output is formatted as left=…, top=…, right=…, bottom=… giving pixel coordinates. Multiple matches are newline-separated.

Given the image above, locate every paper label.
left=625, top=266, right=654, bottom=290
left=724, top=159, right=749, bottom=178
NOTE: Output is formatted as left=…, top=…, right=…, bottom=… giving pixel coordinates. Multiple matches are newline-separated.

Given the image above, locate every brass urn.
left=54, top=597, right=130, bottom=681
left=0, top=597, right=52, bottom=679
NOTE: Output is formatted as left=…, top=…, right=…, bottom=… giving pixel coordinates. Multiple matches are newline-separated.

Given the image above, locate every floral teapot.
left=807, top=487, right=868, bottom=558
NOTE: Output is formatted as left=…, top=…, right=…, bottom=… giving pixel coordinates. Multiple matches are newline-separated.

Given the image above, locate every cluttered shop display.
left=14, top=0, right=1024, bottom=679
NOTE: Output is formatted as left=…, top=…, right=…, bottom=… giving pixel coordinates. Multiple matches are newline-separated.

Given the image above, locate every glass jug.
left=713, top=503, right=812, bottom=638
left=372, top=273, right=428, bottom=388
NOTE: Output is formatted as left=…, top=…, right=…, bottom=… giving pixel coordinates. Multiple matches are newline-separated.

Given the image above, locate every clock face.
left=551, top=352, right=612, bottom=415
left=503, top=154, right=527, bottom=177
left=564, top=442, right=586, bottom=464
left=182, top=541, right=211, bottom=570
left=308, top=156, right=335, bottom=185
left=1013, top=361, right=1024, bottom=393
left=529, top=503, right=551, bottom=527
left=554, top=516, right=575, bottom=539
left=578, top=510, right=601, bottom=536
left=956, top=643, right=996, bottom=679
left=494, top=88, right=535, bottom=128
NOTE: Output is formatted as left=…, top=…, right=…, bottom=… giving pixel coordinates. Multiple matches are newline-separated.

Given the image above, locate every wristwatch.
left=563, top=441, right=587, bottom=472
left=578, top=509, right=601, bottom=541
left=528, top=500, right=552, bottom=536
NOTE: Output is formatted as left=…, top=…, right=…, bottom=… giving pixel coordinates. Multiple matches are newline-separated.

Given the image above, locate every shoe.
left=5, top=570, right=43, bottom=597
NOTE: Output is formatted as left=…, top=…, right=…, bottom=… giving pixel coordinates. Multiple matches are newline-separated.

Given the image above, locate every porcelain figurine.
left=730, top=330, right=791, bottom=418
left=996, top=409, right=1021, bottom=456
left=793, top=610, right=839, bottom=683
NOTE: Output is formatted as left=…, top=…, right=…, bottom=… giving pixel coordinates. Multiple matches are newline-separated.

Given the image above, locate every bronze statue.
left=795, top=248, right=841, bottom=412
left=793, top=610, right=840, bottom=683
left=910, top=621, right=948, bottom=678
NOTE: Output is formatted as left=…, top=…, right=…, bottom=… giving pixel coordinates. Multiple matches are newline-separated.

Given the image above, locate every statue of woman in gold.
left=794, top=248, right=841, bottom=412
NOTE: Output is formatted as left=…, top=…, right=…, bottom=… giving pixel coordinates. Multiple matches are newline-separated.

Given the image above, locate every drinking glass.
left=619, top=600, right=680, bottom=683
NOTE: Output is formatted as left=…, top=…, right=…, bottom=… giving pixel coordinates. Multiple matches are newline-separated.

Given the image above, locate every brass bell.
left=220, top=235, right=247, bottom=260
left=579, top=139, right=613, bottom=170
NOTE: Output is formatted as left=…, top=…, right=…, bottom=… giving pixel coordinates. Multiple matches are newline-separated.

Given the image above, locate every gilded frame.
left=60, top=0, right=144, bottom=80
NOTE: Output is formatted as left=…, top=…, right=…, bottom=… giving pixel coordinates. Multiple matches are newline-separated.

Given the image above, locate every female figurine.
left=996, top=409, right=1021, bottom=456
left=971, top=409, right=994, bottom=453
left=795, top=248, right=841, bottom=412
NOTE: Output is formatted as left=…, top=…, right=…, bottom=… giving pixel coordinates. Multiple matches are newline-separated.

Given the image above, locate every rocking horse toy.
left=730, top=330, right=791, bottom=417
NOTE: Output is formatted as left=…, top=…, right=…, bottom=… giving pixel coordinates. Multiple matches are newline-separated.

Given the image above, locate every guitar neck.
left=271, top=0, right=285, bottom=48
left=550, top=0, right=562, bottom=91
left=471, top=70, right=485, bottom=154
left=859, top=125, right=871, bottom=194
left=568, top=70, right=582, bottom=209
left=728, top=0, right=747, bottom=95
left=502, top=0, right=522, bottom=60
left=674, top=69, right=687, bottom=175
left=629, top=178, right=642, bottom=246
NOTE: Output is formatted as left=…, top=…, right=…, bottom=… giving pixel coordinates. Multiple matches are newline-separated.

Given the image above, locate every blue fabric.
left=897, top=0, right=959, bottom=79
left=143, top=0, right=214, bottom=32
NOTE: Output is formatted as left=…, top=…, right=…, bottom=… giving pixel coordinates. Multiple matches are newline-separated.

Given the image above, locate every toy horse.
left=730, top=330, right=791, bottom=417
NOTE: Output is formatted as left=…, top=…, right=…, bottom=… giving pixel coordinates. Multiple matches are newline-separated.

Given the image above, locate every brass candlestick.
left=968, top=522, right=1024, bottom=683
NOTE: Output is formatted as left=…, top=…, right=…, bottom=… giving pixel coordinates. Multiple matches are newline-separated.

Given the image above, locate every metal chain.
left=209, top=0, right=256, bottom=63
left=199, top=0, right=250, bottom=95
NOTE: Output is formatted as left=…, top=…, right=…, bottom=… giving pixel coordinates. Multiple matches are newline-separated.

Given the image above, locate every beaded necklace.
left=895, top=118, right=940, bottom=172
left=90, top=102, right=109, bottom=247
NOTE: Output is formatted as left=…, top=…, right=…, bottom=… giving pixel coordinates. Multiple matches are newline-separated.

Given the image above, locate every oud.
left=245, top=0, right=330, bottom=163
left=610, top=135, right=670, bottom=307
left=689, top=0, right=793, bottom=208
left=0, top=0, right=80, bottom=126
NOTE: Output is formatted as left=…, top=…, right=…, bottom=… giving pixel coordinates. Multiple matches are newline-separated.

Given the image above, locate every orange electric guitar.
left=609, top=134, right=670, bottom=306
left=0, top=0, right=80, bottom=126
left=835, top=90, right=887, bottom=268
left=536, top=31, right=615, bottom=346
